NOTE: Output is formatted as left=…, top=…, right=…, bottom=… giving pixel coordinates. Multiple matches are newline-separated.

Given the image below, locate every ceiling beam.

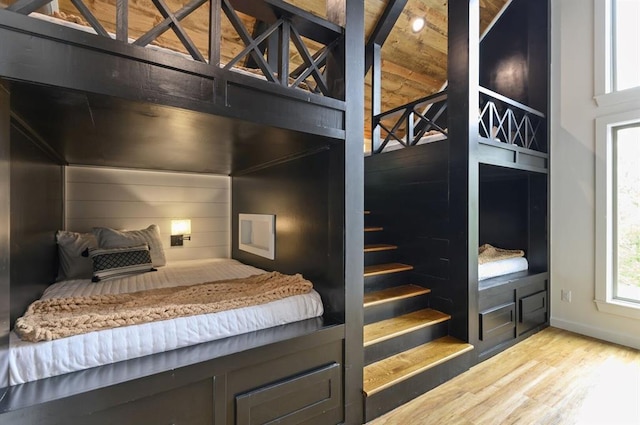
left=364, top=0, right=408, bottom=74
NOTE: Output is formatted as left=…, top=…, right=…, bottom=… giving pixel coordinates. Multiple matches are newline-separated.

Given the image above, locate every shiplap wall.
left=65, top=166, right=230, bottom=262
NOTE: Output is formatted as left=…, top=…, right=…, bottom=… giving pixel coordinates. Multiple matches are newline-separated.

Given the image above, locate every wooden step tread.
left=364, top=284, right=431, bottom=308
left=364, top=244, right=398, bottom=253
left=364, top=308, right=450, bottom=347
left=363, top=336, right=474, bottom=396
left=364, top=263, right=413, bottom=277
left=365, top=226, right=383, bottom=232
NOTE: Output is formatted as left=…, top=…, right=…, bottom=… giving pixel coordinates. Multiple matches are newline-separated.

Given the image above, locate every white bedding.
left=9, top=258, right=323, bottom=385
left=478, top=257, right=529, bottom=281
left=365, top=132, right=447, bottom=156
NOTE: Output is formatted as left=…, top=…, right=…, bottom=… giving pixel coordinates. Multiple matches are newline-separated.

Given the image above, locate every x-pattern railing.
left=5, top=0, right=343, bottom=98
left=372, top=91, right=448, bottom=154
left=478, top=87, right=545, bottom=150
left=372, top=87, right=546, bottom=154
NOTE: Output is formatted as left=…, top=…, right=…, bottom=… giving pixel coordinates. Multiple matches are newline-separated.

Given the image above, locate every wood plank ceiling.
left=50, top=0, right=509, bottom=140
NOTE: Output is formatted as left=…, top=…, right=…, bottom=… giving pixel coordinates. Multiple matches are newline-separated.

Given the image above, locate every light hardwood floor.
left=367, top=327, right=640, bottom=425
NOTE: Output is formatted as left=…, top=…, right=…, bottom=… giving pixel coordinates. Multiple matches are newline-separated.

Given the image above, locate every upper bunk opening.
left=0, top=0, right=348, bottom=145
left=365, top=0, right=549, bottom=173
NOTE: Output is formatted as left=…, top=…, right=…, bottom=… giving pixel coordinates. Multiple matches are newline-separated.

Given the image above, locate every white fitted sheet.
left=10, top=258, right=323, bottom=385
left=478, top=257, right=529, bottom=281
left=365, top=132, right=447, bottom=156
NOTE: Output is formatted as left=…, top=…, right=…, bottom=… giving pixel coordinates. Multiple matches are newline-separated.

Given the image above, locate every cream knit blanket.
left=478, top=244, right=525, bottom=265
left=15, top=272, right=313, bottom=342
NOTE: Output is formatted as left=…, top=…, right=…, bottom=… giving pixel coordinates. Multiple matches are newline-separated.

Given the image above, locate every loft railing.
left=371, top=87, right=546, bottom=154
left=3, top=0, right=344, bottom=98
left=478, top=87, right=545, bottom=151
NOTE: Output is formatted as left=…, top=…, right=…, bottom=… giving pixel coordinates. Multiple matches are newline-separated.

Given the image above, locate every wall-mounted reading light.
left=170, top=219, right=191, bottom=246
left=411, top=17, right=425, bottom=33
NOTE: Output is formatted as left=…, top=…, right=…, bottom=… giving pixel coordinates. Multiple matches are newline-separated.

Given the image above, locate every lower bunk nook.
left=0, top=0, right=365, bottom=423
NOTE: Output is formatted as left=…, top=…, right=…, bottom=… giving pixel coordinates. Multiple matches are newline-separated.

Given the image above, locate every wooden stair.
left=363, top=336, right=474, bottom=396
left=362, top=211, right=474, bottom=421
left=364, top=308, right=450, bottom=347
left=364, top=284, right=430, bottom=307
left=364, top=262, right=413, bottom=277
left=364, top=243, right=397, bottom=253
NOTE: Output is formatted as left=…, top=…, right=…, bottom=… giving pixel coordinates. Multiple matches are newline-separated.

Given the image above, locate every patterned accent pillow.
left=86, top=245, right=156, bottom=282
left=93, top=224, right=166, bottom=267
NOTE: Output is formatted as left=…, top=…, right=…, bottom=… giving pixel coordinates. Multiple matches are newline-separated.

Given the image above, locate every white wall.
left=550, top=0, right=640, bottom=348
left=65, top=166, right=230, bottom=262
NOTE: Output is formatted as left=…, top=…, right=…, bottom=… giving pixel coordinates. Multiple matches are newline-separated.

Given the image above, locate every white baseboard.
left=551, top=317, right=640, bottom=350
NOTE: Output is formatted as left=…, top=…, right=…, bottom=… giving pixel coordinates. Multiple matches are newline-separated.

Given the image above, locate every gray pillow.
left=56, top=230, right=98, bottom=280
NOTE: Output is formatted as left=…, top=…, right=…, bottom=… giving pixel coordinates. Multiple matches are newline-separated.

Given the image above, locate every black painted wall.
left=231, top=146, right=346, bottom=322
left=0, top=81, right=10, bottom=394
left=480, top=0, right=549, bottom=115
left=9, top=122, right=63, bottom=325
left=363, top=142, right=469, bottom=334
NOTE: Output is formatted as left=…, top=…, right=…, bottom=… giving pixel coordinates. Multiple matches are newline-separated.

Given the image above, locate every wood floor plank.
left=364, top=309, right=450, bottom=347
left=363, top=336, right=473, bottom=395
left=364, top=243, right=398, bottom=253
left=364, top=284, right=431, bottom=308
left=364, top=263, right=413, bottom=277
left=366, top=327, right=640, bottom=425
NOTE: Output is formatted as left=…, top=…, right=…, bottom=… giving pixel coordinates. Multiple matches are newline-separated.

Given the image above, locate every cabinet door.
left=479, top=302, right=516, bottom=343
left=519, top=290, right=547, bottom=335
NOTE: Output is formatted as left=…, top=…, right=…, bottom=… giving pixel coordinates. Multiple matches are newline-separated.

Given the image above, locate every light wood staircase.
left=363, top=211, right=474, bottom=421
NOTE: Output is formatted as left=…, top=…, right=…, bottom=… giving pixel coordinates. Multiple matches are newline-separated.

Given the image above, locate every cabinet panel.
left=519, top=290, right=547, bottom=335
left=82, top=378, right=214, bottom=425
left=479, top=302, right=516, bottom=342
left=236, top=363, right=341, bottom=425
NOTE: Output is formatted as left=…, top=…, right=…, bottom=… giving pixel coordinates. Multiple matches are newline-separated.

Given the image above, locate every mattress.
left=478, top=257, right=529, bottom=281
left=9, top=258, right=323, bottom=385
left=365, top=131, right=447, bottom=156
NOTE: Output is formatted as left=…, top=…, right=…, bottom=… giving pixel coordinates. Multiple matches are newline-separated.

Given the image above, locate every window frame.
left=595, top=110, right=640, bottom=320
left=594, top=0, right=640, bottom=107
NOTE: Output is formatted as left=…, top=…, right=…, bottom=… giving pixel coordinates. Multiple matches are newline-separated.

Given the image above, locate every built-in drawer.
left=479, top=302, right=516, bottom=342
left=519, top=290, right=547, bottom=335
left=236, top=362, right=341, bottom=425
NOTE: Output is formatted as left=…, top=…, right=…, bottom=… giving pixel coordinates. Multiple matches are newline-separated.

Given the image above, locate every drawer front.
left=83, top=378, right=214, bottom=425
left=519, top=290, right=547, bottom=335
left=480, top=302, right=516, bottom=342
left=236, top=362, right=341, bottom=425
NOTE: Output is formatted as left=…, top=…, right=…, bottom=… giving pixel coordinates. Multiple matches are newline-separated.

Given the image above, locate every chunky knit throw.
left=15, top=272, right=313, bottom=342
left=478, top=244, right=525, bottom=265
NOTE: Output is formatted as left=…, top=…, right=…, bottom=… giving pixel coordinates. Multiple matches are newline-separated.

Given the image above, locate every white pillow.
left=93, top=224, right=166, bottom=267
left=56, top=230, right=98, bottom=280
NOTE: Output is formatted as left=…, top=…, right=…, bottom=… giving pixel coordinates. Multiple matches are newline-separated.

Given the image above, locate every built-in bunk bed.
left=0, top=1, right=365, bottom=424
left=363, top=0, right=548, bottom=418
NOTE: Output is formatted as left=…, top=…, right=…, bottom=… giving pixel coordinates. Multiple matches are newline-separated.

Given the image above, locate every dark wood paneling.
left=341, top=2, right=365, bottom=421
left=480, top=0, right=549, bottom=119
left=231, top=149, right=335, bottom=309
left=479, top=176, right=528, bottom=251
left=9, top=121, right=63, bottom=326
left=8, top=81, right=337, bottom=176
left=0, top=81, right=10, bottom=394
left=448, top=0, right=479, bottom=344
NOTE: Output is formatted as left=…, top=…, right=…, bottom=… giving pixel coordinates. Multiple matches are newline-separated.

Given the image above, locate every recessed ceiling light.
left=412, top=17, right=425, bottom=33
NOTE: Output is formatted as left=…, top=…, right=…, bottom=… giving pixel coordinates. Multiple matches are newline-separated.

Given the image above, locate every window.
left=612, top=0, right=640, bottom=92
left=596, top=112, right=640, bottom=319
left=612, top=124, right=640, bottom=303
left=594, top=0, right=640, bottom=106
